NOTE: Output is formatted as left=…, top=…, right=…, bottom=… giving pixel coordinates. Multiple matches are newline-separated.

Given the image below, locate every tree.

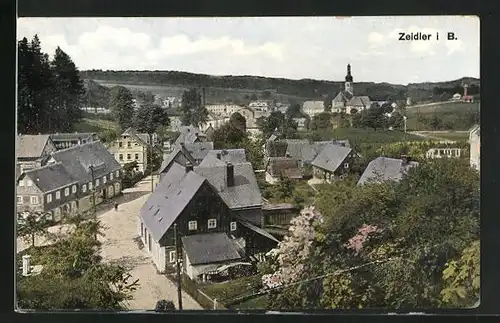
left=286, top=103, right=304, bottom=118
left=180, top=88, right=208, bottom=127
left=257, top=111, right=298, bottom=139
left=17, top=211, right=53, bottom=248
left=276, top=172, right=295, bottom=200
left=310, top=112, right=332, bottom=131
left=229, top=112, right=247, bottom=132
left=50, top=46, right=85, bottom=132
left=132, top=104, right=170, bottom=134
left=110, top=86, right=134, bottom=130
left=155, top=299, right=176, bottom=311
left=323, top=92, right=335, bottom=113
left=387, top=111, right=405, bottom=130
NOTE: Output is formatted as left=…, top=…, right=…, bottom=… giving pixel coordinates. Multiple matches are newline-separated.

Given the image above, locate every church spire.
left=344, top=63, right=353, bottom=95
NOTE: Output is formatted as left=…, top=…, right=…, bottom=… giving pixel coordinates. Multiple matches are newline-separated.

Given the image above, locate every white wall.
left=470, top=131, right=480, bottom=171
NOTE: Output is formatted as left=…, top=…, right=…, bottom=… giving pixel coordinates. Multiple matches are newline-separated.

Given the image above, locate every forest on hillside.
left=81, top=70, right=480, bottom=104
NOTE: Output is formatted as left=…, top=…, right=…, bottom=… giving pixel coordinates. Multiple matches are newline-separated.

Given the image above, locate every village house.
left=301, top=101, right=324, bottom=118
left=49, top=132, right=99, bottom=150
left=107, top=128, right=159, bottom=173
left=199, top=112, right=230, bottom=132
left=205, top=104, right=241, bottom=117
left=310, top=143, right=354, bottom=182
left=16, top=134, right=57, bottom=178
left=357, top=155, right=419, bottom=185
left=17, top=141, right=122, bottom=221
left=265, top=157, right=303, bottom=184
left=425, top=147, right=463, bottom=159
left=249, top=100, right=273, bottom=112
left=332, top=64, right=371, bottom=114
left=139, top=160, right=279, bottom=281
left=469, top=124, right=480, bottom=171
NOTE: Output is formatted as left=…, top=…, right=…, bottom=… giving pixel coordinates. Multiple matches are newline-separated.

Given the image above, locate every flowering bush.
left=344, top=224, right=383, bottom=255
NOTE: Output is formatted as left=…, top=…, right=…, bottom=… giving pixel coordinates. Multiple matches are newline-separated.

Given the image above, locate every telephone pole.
left=174, top=224, right=183, bottom=310
left=150, top=133, right=154, bottom=192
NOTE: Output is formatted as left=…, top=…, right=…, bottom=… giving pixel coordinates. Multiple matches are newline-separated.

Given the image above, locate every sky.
left=17, top=16, right=479, bottom=85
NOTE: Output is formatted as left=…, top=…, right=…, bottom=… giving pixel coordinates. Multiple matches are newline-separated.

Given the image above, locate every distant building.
left=425, top=148, right=462, bottom=159
left=49, top=132, right=99, bottom=150
left=301, top=101, right=324, bottom=117
left=205, top=104, right=241, bottom=118
left=469, top=125, right=480, bottom=171
left=199, top=112, right=230, bottom=132
left=249, top=100, right=273, bottom=112
left=452, top=93, right=462, bottom=101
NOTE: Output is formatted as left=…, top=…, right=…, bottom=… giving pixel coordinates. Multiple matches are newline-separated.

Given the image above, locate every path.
left=409, top=131, right=456, bottom=143
left=17, top=175, right=202, bottom=310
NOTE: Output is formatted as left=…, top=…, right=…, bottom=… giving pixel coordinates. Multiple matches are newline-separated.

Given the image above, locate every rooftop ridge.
left=24, top=161, right=64, bottom=173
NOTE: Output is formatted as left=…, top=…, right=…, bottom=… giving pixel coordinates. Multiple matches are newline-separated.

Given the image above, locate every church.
left=332, top=64, right=371, bottom=114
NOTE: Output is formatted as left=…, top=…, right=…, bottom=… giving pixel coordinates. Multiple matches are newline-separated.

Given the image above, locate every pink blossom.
left=345, top=224, right=382, bottom=254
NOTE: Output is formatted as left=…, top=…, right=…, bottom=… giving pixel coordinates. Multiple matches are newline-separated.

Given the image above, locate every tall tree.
left=310, top=112, right=332, bottom=130
left=50, top=46, right=85, bottom=132
left=180, top=88, right=208, bottom=127
left=132, top=104, right=170, bottom=134
left=17, top=211, right=53, bottom=248
left=229, top=112, right=247, bottom=132
left=286, top=103, right=303, bottom=118
left=257, top=111, right=298, bottom=139
left=110, top=86, right=134, bottom=130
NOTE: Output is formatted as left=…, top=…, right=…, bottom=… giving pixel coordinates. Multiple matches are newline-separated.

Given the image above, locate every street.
left=16, top=176, right=202, bottom=310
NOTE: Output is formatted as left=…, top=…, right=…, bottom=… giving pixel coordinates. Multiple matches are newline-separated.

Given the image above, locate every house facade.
left=311, top=144, right=355, bottom=182
left=140, top=160, right=278, bottom=281
left=17, top=141, right=122, bottom=220
left=108, top=128, right=156, bottom=173
left=469, top=125, right=480, bottom=171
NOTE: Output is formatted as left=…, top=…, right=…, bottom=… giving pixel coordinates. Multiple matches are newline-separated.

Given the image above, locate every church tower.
left=345, top=64, right=354, bottom=95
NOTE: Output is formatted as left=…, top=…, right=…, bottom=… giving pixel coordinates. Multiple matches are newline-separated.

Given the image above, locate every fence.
left=169, top=273, right=227, bottom=310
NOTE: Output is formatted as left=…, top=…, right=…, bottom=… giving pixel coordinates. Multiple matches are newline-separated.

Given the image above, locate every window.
left=17, top=196, right=23, bottom=204
left=46, top=194, right=52, bottom=203
left=127, top=142, right=131, bottom=148
left=230, top=222, right=237, bottom=231
left=96, top=179, right=100, bottom=187
left=82, top=184, right=87, bottom=193
left=88, top=182, right=93, bottom=190
left=72, top=185, right=77, bottom=193
left=103, top=175, right=107, bottom=184
left=188, top=221, right=197, bottom=231
left=127, top=154, right=131, bottom=160
left=119, top=154, right=123, bottom=161
left=344, top=163, right=349, bottom=169
left=64, top=188, right=69, bottom=196
left=169, top=250, right=176, bottom=263
left=208, top=219, right=217, bottom=229
left=135, top=153, right=139, bottom=160
left=110, top=172, right=114, bottom=180
left=115, top=170, right=120, bottom=178
left=18, top=180, right=24, bottom=187
left=30, top=196, right=39, bottom=204
left=119, top=142, right=123, bottom=148
left=56, top=191, right=61, bottom=199
left=27, top=179, right=33, bottom=187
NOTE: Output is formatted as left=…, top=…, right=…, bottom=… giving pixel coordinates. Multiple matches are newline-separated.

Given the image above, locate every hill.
left=81, top=70, right=479, bottom=105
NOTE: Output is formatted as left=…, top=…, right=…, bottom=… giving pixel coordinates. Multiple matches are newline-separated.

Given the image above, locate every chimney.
left=401, top=155, right=410, bottom=165
left=226, top=162, right=235, bottom=187
left=185, top=161, right=193, bottom=173
left=216, top=152, right=222, bottom=160
left=22, top=254, right=31, bottom=276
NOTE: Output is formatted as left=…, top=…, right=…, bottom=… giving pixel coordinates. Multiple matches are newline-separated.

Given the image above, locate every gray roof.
left=333, top=91, right=353, bottom=104
left=266, top=157, right=303, bottom=179
left=358, top=157, right=419, bottom=185
left=23, top=162, right=79, bottom=192
left=194, top=162, right=262, bottom=209
left=17, top=135, right=51, bottom=158
left=311, top=144, right=352, bottom=173
left=140, top=163, right=206, bottom=241
left=238, top=220, right=280, bottom=243
left=197, top=154, right=226, bottom=167
left=174, top=126, right=204, bottom=146
left=348, top=96, right=371, bottom=107
left=183, top=142, right=214, bottom=160
left=49, top=132, right=96, bottom=142
left=122, top=127, right=150, bottom=146
left=204, top=149, right=247, bottom=164
left=50, top=141, right=122, bottom=182
left=158, top=147, right=196, bottom=174
left=182, top=233, right=242, bottom=265
left=285, top=139, right=325, bottom=163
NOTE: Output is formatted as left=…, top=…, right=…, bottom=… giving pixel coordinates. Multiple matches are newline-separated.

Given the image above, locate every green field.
left=417, top=131, right=469, bottom=141
left=404, top=101, right=479, bottom=131
left=74, top=118, right=119, bottom=134
left=200, top=275, right=262, bottom=307
left=306, top=127, right=425, bottom=144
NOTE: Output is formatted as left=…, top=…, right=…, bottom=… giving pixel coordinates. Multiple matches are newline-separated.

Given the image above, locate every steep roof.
left=122, top=128, right=150, bottom=146
left=311, top=144, right=352, bottom=173
left=266, top=157, right=303, bottom=179
left=49, top=141, right=122, bottom=182
left=174, top=126, right=204, bottom=146
left=285, top=139, right=325, bottom=163
left=358, top=157, right=419, bottom=185
left=194, top=162, right=262, bottom=209
left=333, top=91, right=353, bottom=104
left=183, top=142, right=214, bottom=160
left=181, top=233, right=242, bottom=265
left=204, top=149, right=247, bottom=164
left=158, top=146, right=196, bottom=174
left=140, top=163, right=206, bottom=242
left=348, top=96, right=371, bottom=107
left=49, top=132, right=96, bottom=142
left=17, top=135, right=51, bottom=158
left=22, top=162, right=79, bottom=192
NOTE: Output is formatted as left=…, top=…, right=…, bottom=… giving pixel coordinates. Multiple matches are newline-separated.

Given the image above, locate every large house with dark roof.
left=17, top=134, right=57, bottom=178
left=139, top=159, right=279, bottom=281
left=311, top=143, right=354, bottom=182
left=357, top=156, right=419, bottom=185
left=17, top=141, right=123, bottom=220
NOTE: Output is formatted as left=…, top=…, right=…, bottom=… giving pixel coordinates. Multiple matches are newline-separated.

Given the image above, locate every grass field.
left=306, top=127, right=425, bottom=144
left=231, top=295, right=269, bottom=310
left=74, top=118, right=119, bottom=134
left=200, top=275, right=262, bottom=307
left=404, top=101, right=480, bottom=131
left=416, top=131, right=469, bottom=141
left=405, top=101, right=479, bottom=115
